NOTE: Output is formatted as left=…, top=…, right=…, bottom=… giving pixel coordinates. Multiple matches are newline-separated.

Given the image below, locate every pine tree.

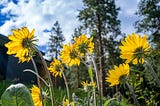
left=47, top=21, right=65, bottom=61
left=71, top=26, right=84, bottom=43
left=46, top=21, right=65, bottom=87
left=135, top=0, right=160, bottom=46
left=77, top=0, right=121, bottom=102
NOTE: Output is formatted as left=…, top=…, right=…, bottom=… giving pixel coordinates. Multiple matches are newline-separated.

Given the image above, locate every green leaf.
left=104, top=98, right=117, bottom=106
left=1, top=83, right=34, bottom=106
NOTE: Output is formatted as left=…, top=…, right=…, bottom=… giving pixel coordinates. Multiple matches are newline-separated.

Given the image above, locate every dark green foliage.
left=78, top=0, right=121, bottom=36
left=119, top=63, right=160, bottom=105
left=103, top=36, right=123, bottom=69
left=66, top=63, right=89, bottom=89
left=0, top=81, right=11, bottom=98
left=135, top=1, right=160, bottom=105
left=71, top=26, right=84, bottom=43
left=53, top=87, right=69, bottom=105
left=104, top=98, right=133, bottom=106
left=135, top=0, right=160, bottom=46
left=47, top=87, right=88, bottom=106
left=136, top=0, right=160, bottom=32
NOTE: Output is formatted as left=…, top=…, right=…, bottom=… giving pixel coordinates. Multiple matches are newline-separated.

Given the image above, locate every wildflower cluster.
left=105, top=33, right=152, bottom=106
left=4, top=26, right=159, bottom=106
left=105, top=33, right=150, bottom=87
left=81, top=81, right=96, bottom=92
left=47, top=34, right=95, bottom=105
left=60, top=34, right=94, bottom=67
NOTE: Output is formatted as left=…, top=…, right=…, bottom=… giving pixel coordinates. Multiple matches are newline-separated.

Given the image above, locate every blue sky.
left=0, top=0, right=140, bottom=51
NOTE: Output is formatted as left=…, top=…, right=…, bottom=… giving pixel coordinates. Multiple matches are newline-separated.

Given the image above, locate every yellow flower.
left=60, top=43, right=81, bottom=66
left=89, top=81, right=96, bottom=87
left=81, top=81, right=88, bottom=87
left=81, top=81, right=88, bottom=91
left=31, top=85, right=42, bottom=106
left=63, top=99, right=69, bottom=106
left=63, top=99, right=75, bottom=106
left=5, top=27, right=36, bottom=62
left=105, top=63, right=130, bottom=86
left=48, top=58, right=63, bottom=77
left=81, top=81, right=96, bottom=91
left=71, top=102, right=75, bottom=106
left=74, top=34, right=94, bottom=55
left=119, top=33, right=150, bottom=64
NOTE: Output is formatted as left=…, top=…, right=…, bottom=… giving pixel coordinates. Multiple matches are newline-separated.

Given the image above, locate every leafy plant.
left=104, top=98, right=133, bottom=106
left=1, top=83, right=34, bottom=106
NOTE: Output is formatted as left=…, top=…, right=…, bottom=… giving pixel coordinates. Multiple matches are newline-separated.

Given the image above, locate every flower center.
left=22, top=38, right=32, bottom=48
left=119, top=75, right=127, bottom=84
left=78, top=42, right=89, bottom=53
left=134, top=46, right=144, bottom=55
left=70, top=50, right=78, bottom=59
left=133, top=46, right=146, bottom=60
left=55, top=65, right=61, bottom=72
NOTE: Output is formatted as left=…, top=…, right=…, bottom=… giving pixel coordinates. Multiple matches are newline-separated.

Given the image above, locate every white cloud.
left=0, top=0, right=10, bottom=5
left=0, top=20, right=15, bottom=35
left=0, top=0, right=82, bottom=47
left=0, top=0, right=142, bottom=47
left=115, top=0, right=140, bottom=34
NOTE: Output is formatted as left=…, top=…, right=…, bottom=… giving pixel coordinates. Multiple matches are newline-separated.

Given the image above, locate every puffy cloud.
left=0, top=0, right=82, bottom=47
left=0, top=0, right=141, bottom=47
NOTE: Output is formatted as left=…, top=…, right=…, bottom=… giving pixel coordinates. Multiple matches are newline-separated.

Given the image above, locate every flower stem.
left=31, top=57, right=44, bottom=106
left=62, top=71, right=70, bottom=101
left=81, top=56, right=97, bottom=106
left=90, top=56, right=100, bottom=91
left=87, top=91, right=90, bottom=106
left=90, top=56, right=102, bottom=105
left=24, top=69, right=49, bottom=87
left=126, top=81, right=140, bottom=106
left=93, top=87, right=96, bottom=106
left=145, top=60, right=160, bottom=85
left=89, top=66, right=96, bottom=106
left=34, top=47, right=55, bottom=106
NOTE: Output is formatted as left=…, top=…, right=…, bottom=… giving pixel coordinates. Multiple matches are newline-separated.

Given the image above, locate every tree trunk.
left=96, top=1, right=105, bottom=105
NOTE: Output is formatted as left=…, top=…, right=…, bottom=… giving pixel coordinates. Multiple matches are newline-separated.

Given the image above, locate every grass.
left=0, top=80, right=92, bottom=106
left=0, top=80, right=12, bottom=106
left=0, top=80, right=12, bottom=97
